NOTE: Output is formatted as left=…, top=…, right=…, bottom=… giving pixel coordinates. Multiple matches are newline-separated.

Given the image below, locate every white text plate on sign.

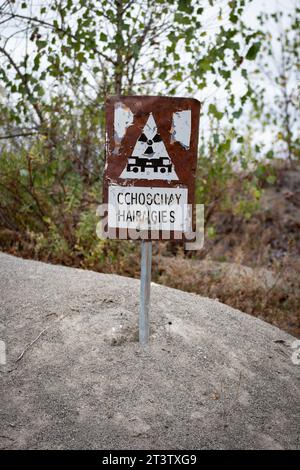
left=108, top=185, right=190, bottom=231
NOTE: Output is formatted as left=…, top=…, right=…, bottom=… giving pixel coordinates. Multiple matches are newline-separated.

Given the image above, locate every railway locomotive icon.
left=126, top=156, right=172, bottom=174
left=120, top=113, right=179, bottom=181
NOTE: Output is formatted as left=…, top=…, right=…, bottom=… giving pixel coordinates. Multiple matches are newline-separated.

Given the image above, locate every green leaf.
left=36, top=40, right=47, bottom=50
left=76, top=52, right=85, bottom=63
left=35, top=85, right=44, bottom=96
left=208, top=103, right=223, bottom=120
left=232, top=108, right=242, bottom=119
left=33, top=55, right=40, bottom=71
left=178, top=0, right=193, bottom=14
left=199, top=59, right=211, bottom=72
left=172, top=71, right=183, bottom=81
left=245, top=42, right=261, bottom=60
left=174, top=13, right=191, bottom=25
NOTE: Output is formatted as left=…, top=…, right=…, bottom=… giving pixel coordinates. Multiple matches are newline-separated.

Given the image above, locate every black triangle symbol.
left=138, top=133, right=148, bottom=142
left=144, top=146, right=154, bottom=154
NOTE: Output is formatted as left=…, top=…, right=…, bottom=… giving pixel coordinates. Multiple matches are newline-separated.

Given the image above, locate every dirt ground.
left=0, top=253, right=299, bottom=449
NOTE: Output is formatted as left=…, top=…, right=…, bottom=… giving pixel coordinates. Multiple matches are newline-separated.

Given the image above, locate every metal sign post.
left=139, top=240, right=152, bottom=344
left=103, top=96, right=200, bottom=346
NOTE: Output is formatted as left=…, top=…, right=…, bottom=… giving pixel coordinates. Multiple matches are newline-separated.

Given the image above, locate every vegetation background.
left=0, top=0, right=299, bottom=336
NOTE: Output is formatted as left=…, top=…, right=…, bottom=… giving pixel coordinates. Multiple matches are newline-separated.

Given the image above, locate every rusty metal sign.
left=103, top=95, right=200, bottom=240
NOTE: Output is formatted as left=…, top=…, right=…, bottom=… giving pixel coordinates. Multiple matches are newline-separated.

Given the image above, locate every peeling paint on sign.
left=114, top=102, right=133, bottom=143
left=171, top=110, right=191, bottom=149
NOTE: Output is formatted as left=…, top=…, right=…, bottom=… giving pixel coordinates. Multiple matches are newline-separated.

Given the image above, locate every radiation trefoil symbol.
left=120, top=113, right=179, bottom=181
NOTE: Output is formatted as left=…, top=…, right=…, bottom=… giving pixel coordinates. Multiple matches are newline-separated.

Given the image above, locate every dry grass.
left=156, top=256, right=300, bottom=338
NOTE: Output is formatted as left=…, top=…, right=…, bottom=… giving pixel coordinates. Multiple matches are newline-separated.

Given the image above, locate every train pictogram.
left=126, top=156, right=172, bottom=174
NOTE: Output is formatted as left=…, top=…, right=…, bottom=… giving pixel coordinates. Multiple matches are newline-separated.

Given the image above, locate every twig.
left=14, top=312, right=72, bottom=363
left=0, top=131, right=39, bottom=140
left=15, top=327, right=49, bottom=363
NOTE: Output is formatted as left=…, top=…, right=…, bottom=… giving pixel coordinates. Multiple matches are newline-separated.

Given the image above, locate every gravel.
left=0, top=252, right=299, bottom=449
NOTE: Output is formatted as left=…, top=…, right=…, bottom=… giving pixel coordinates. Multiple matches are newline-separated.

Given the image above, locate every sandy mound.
left=0, top=253, right=299, bottom=449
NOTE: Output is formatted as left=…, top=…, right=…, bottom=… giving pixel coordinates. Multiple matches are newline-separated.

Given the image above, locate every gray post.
left=139, top=240, right=152, bottom=344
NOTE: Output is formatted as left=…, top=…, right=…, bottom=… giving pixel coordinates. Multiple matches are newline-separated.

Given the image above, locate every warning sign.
left=120, top=113, right=178, bottom=181
left=103, top=95, right=200, bottom=239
